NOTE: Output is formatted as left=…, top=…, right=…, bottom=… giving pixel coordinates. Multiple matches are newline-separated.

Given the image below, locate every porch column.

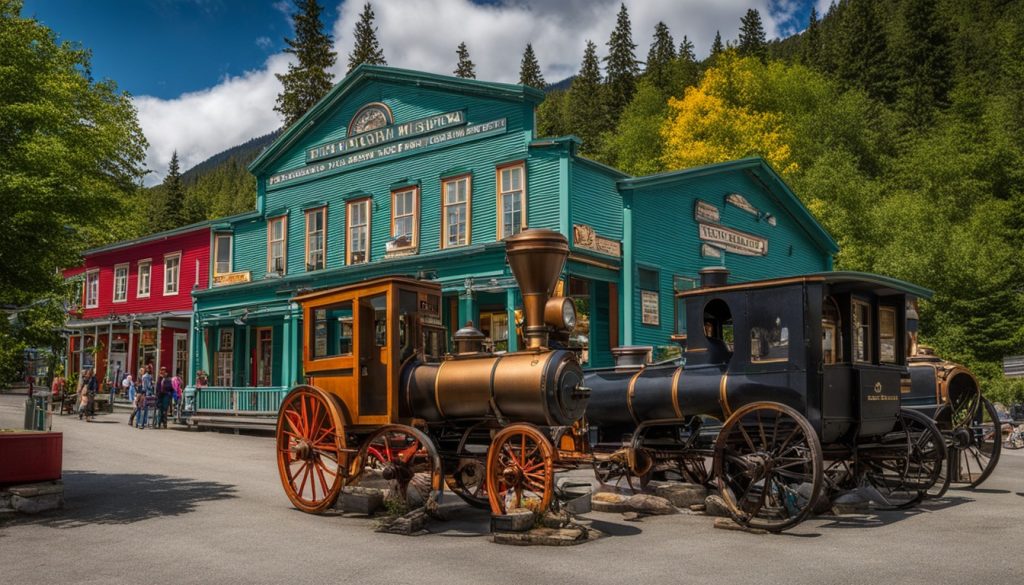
left=93, top=325, right=99, bottom=376
left=155, top=316, right=162, bottom=374
left=126, top=317, right=134, bottom=377
left=106, top=322, right=114, bottom=382
left=458, top=280, right=479, bottom=329
left=506, top=287, right=519, bottom=353
left=281, top=313, right=292, bottom=388
left=242, top=324, right=251, bottom=387
left=78, top=330, right=84, bottom=373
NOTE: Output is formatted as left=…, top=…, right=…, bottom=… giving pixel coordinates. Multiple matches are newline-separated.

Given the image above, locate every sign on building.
left=698, top=223, right=768, bottom=256
left=572, top=224, right=622, bottom=258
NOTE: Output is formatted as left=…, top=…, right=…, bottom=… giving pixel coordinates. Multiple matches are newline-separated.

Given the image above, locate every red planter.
left=0, top=431, right=63, bottom=485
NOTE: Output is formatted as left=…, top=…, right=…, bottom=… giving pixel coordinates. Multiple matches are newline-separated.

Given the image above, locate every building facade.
left=186, top=65, right=838, bottom=418
left=62, top=221, right=216, bottom=386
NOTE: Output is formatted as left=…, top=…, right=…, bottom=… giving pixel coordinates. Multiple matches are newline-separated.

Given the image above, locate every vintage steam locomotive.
left=275, top=229, right=588, bottom=516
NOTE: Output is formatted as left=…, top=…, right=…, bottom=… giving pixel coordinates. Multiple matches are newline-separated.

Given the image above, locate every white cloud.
left=136, top=0, right=801, bottom=183
left=255, top=35, right=273, bottom=50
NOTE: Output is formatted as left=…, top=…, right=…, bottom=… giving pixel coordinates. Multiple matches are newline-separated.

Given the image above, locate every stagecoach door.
left=358, top=294, right=389, bottom=416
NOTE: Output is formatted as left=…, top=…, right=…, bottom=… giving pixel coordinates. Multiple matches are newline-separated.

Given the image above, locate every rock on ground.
left=704, top=494, right=730, bottom=517
left=493, top=525, right=604, bottom=546
left=653, top=483, right=708, bottom=507
left=713, top=517, right=768, bottom=535
left=625, top=494, right=678, bottom=515
left=591, top=492, right=630, bottom=513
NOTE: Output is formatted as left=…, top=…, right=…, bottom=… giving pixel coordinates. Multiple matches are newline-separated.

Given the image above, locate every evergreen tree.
left=836, top=0, right=895, bottom=102
left=275, top=0, right=337, bottom=127
left=347, top=2, right=387, bottom=73
left=518, top=43, right=545, bottom=89
left=897, top=0, right=952, bottom=127
left=670, top=35, right=700, bottom=95
left=711, top=30, right=724, bottom=57
left=645, top=21, right=676, bottom=96
left=738, top=8, right=768, bottom=62
left=568, top=40, right=607, bottom=154
left=160, top=151, right=186, bottom=231
left=679, top=35, right=696, bottom=63
left=453, top=41, right=476, bottom=79
left=604, top=3, right=639, bottom=122
left=800, top=7, right=821, bottom=67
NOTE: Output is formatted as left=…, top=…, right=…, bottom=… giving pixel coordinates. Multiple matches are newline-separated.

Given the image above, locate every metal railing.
left=192, top=386, right=288, bottom=416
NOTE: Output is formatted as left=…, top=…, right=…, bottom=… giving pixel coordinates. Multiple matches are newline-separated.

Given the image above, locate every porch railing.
left=192, top=386, right=288, bottom=416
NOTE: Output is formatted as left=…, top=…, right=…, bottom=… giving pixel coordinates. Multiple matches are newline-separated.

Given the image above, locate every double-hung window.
left=113, top=264, right=128, bottom=303
left=390, top=187, right=418, bottom=251
left=137, top=260, right=151, bottom=298
left=442, top=175, right=470, bottom=248
left=498, top=163, right=526, bottom=239
left=347, top=199, right=370, bottom=264
left=305, top=207, right=325, bottom=271
left=164, top=253, right=181, bottom=296
left=267, top=216, right=287, bottom=274
left=85, top=270, right=99, bottom=308
left=213, top=233, right=232, bottom=276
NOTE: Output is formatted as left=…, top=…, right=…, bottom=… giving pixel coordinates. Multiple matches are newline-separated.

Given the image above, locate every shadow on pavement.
left=424, top=503, right=641, bottom=538
left=816, top=495, right=973, bottom=530
left=1, top=470, right=237, bottom=529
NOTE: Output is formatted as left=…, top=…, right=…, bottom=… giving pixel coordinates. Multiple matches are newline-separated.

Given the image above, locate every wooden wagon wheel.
left=444, top=458, right=490, bottom=509
left=352, top=424, right=443, bottom=516
left=936, top=397, right=1002, bottom=488
left=859, top=408, right=945, bottom=508
left=713, top=402, right=823, bottom=533
left=486, top=424, right=555, bottom=515
left=276, top=385, right=347, bottom=514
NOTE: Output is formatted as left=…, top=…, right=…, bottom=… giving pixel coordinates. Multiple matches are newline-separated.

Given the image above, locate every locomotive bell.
left=505, top=229, right=570, bottom=350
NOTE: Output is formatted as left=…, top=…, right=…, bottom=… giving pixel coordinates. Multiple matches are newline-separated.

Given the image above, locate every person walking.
left=78, top=368, right=96, bottom=421
left=50, top=374, right=65, bottom=412
left=141, top=366, right=154, bottom=428
left=155, top=366, right=174, bottom=429
left=84, top=369, right=98, bottom=421
left=125, top=371, right=138, bottom=426
left=133, top=384, right=148, bottom=429
left=171, top=369, right=184, bottom=423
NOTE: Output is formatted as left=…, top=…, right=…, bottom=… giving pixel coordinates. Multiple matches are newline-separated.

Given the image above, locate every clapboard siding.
left=570, top=159, right=624, bottom=240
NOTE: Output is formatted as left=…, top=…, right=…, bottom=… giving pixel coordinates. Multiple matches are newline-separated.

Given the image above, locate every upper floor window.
left=85, top=270, right=99, bottom=308
left=443, top=175, right=470, bottom=248
left=113, top=264, right=128, bottom=303
left=164, top=253, right=181, bottom=296
left=267, top=216, right=287, bottom=274
left=390, top=187, right=418, bottom=251
left=213, top=233, right=232, bottom=276
left=137, top=260, right=151, bottom=298
left=498, top=163, right=526, bottom=239
left=305, top=207, right=325, bottom=271
left=347, top=199, right=370, bottom=265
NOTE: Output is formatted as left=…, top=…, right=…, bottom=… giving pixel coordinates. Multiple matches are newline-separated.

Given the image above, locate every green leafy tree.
left=644, top=21, right=676, bottom=96
left=536, top=90, right=570, bottom=138
left=738, top=8, right=768, bottom=62
left=347, top=2, right=386, bottom=72
left=604, top=3, right=639, bottom=122
left=568, top=40, right=608, bottom=154
left=599, top=79, right=668, bottom=175
left=453, top=41, right=476, bottom=79
left=275, top=0, right=337, bottom=127
left=518, top=43, right=545, bottom=89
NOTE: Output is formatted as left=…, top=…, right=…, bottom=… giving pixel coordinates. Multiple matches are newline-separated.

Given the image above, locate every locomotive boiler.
left=275, top=228, right=588, bottom=517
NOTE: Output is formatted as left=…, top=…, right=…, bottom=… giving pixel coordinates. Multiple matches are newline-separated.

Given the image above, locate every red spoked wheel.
left=276, top=385, right=347, bottom=513
left=486, top=424, right=555, bottom=515
left=352, top=425, right=443, bottom=516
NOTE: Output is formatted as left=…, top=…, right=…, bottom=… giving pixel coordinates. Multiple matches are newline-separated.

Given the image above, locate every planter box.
left=0, top=431, right=62, bottom=485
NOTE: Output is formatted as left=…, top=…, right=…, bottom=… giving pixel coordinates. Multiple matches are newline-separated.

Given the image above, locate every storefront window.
left=498, top=164, right=525, bottom=239
left=443, top=176, right=470, bottom=247
left=568, top=277, right=590, bottom=364
left=305, top=207, right=325, bottom=271
left=214, top=233, right=232, bottom=275
left=347, top=199, right=370, bottom=264
left=216, top=329, right=233, bottom=387
left=479, top=311, right=509, bottom=352
left=113, top=264, right=128, bottom=302
left=391, top=187, right=418, bottom=249
left=267, top=216, right=287, bottom=274
left=137, top=260, right=151, bottom=298
left=85, top=270, right=99, bottom=308
left=164, top=253, right=181, bottom=295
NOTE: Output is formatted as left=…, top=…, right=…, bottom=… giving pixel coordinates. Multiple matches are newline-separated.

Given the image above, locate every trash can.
left=23, top=392, right=52, bottom=431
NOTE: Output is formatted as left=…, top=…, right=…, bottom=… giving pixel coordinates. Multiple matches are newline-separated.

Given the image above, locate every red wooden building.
left=63, top=221, right=214, bottom=387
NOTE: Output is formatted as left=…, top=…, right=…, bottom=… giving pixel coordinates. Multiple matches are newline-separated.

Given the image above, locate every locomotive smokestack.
left=505, top=229, right=569, bottom=350
left=698, top=267, right=730, bottom=288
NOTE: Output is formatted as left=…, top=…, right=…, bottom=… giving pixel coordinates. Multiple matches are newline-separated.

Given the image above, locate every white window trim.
left=84, top=269, right=100, bottom=309
left=305, top=207, right=326, bottom=272
left=163, top=252, right=182, bottom=296
left=497, top=162, right=527, bottom=240
left=346, top=199, right=371, bottom=265
left=213, top=233, right=233, bottom=276
left=390, top=187, right=419, bottom=251
left=137, top=259, right=152, bottom=298
left=267, top=215, right=288, bottom=275
left=112, top=263, right=129, bottom=303
left=442, top=175, right=472, bottom=249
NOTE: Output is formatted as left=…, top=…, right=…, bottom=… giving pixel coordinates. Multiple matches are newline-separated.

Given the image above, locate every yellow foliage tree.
left=660, top=53, right=798, bottom=176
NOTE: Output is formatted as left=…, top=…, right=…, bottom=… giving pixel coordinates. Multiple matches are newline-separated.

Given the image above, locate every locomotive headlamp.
left=544, top=297, right=576, bottom=331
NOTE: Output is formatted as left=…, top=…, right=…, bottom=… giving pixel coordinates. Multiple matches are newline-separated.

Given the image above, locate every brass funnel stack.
left=505, top=229, right=569, bottom=350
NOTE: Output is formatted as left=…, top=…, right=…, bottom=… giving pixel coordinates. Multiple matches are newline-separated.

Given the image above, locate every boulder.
left=338, top=486, right=384, bottom=515
left=704, top=494, right=731, bottom=517
left=541, top=509, right=571, bottom=529
left=493, top=526, right=603, bottom=546
left=591, top=492, right=630, bottom=513
left=654, top=483, right=708, bottom=508
left=625, top=494, right=678, bottom=515
left=377, top=509, right=427, bottom=535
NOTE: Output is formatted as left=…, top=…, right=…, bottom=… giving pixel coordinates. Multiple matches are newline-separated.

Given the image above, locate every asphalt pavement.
left=1, top=392, right=1022, bottom=585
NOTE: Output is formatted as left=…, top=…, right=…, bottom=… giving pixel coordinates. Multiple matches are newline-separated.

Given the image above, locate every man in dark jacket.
left=155, top=367, right=174, bottom=429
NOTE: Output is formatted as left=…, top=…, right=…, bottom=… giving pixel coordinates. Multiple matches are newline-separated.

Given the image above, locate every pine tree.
left=518, top=43, right=545, bottom=89
left=604, top=3, right=639, bottom=122
left=568, top=40, right=607, bottom=154
left=679, top=35, right=696, bottom=62
left=897, top=0, right=952, bottom=127
left=670, top=35, right=700, bottom=96
left=160, top=151, right=186, bottom=230
left=454, top=41, right=476, bottom=79
left=738, top=8, right=767, bottom=62
left=800, top=7, right=821, bottom=67
left=645, top=21, right=676, bottom=96
left=711, top=30, right=724, bottom=57
left=275, top=0, right=337, bottom=127
left=837, top=0, right=895, bottom=102
left=347, top=2, right=387, bottom=73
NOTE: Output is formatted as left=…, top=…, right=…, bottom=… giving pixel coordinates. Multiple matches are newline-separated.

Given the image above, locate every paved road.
left=2, top=392, right=1023, bottom=585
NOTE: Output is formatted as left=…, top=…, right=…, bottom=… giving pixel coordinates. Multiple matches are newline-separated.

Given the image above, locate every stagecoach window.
left=852, top=299, right=872, bottom=363
left=311, top=302, right=353, bottom=359
left=702, top=298, right=734, bottom=362
left=371, top=295, right=388, bottom=347
left=879, top=306, right=897, bottom=363
left=750, top=317, right=789, bottom=363
left=822, top=296, right=842, bottom=365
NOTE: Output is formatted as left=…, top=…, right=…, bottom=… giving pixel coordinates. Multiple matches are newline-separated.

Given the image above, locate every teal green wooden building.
left=188, top=65, right=837, bottom=415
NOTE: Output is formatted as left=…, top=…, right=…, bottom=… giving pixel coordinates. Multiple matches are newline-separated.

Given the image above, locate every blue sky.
left=21, top=0, right=823, bottom=182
